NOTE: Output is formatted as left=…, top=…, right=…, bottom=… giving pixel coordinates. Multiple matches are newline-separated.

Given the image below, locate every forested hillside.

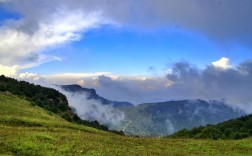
left=170, top=114, right=252, bottom=140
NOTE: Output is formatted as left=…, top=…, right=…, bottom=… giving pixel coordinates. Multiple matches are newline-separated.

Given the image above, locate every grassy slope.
left=0, top=93, right=252, bottom=155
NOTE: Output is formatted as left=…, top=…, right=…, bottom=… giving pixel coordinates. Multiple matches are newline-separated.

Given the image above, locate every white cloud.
left=0, top=7, right=110, bottom=68
left=13, top=69, right=170, bottom=103
left=18, top=72, right=40, bottom=81
left=19, top=55, right=63, bottom=69
left=0, top=65, right=19, bottom=76
left=77, top=79, right=85, bottom=87
left=212, top=57, right=232, bottom=69
left=59, top=90, right=125, bottom=128
left=44, top=72, right=112, bottom=79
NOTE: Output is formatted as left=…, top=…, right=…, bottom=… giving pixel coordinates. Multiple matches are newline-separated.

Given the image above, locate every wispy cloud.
left=0, top=3, right=110, bottom=68
left=212, top=57, right=232, bottom=69
left=59, top=89, right=125, bottom=128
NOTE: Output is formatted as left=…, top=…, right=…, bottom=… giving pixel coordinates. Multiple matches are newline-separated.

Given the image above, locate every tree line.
left=170, top=114, right=252, bottom=140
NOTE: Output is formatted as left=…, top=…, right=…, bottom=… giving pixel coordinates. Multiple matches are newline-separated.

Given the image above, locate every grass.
left=0, top=93, right=252, bottom=155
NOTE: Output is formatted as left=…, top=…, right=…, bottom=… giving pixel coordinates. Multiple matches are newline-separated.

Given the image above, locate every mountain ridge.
left=59, top=84, right=245, bottom=136
left=61, top=84, right=133, bottom=107
left=119, top=99, right=245, bottom=136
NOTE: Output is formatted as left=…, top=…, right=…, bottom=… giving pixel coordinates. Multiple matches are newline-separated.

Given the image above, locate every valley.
left=61, top=84, right=245, bottom=136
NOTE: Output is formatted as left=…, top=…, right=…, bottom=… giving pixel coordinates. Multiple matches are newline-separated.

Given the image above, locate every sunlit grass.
left=0, top=93, right=252, bottom=155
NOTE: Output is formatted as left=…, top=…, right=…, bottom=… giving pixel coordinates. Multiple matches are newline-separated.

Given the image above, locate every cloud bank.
left=11, top=58, right=252, bottom=113
left=3, top=57, right=252, bottom=118
left=166, top=59, right=252, bottom=112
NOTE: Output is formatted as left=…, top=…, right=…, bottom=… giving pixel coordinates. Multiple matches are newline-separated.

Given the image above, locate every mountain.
left=59, top=84, right=245, bottom=136
left=119, top=100, right=245, bottom=136
left=170, top=114, right=252, bottom=140
left=60, top=84, right=133, bottom=107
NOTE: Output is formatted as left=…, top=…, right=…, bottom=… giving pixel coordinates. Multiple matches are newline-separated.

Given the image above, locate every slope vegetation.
left=1, top=93, right=252, bottom=155
left=170, top=114, right=252, bottom=140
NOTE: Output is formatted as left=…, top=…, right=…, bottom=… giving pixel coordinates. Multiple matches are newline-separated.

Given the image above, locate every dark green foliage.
left=199, top=126, right=223, bottom=140
left=0, top=75, right=70, bottom=117
left=0, top=85, right=7, bottom=92
left=110, top=130, right=125, bottom=135
left=0, top=75, right=121, bottom=134
left=80, top=120, right=109, bottom=131
left=170, top=114, right=252, bottom=140
left=170, top=129, right=190, bottom=138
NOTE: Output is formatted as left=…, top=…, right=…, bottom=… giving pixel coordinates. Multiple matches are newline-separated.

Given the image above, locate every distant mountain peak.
left=64, top=84, right=83, bottom=89
left=60, top=84, right=133, bottom=108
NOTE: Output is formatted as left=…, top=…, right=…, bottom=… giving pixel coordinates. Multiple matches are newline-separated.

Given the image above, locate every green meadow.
left=0, top=93, right=252, bottom=155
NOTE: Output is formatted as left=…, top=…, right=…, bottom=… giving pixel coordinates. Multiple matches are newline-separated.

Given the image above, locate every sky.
left=1, top=0, right=252, bottom=112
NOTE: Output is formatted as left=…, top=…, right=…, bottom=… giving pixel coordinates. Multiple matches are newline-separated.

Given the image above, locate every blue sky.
left=22, top=25, right=251, bottom=75
left=1, top=0, right=252, bottom=108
